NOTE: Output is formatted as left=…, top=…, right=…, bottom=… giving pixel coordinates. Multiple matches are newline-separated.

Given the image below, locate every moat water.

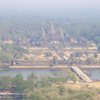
left=82, top=69, right=100, bottom=81
left=0, top=69, right=100, bottom=80
left=0, top=69, right=61, bottom=80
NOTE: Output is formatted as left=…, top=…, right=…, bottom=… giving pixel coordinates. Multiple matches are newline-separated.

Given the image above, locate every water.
left=0, top=69, right=61, bottom=80
left=82, top=69, right=100, bottom=81
left=0, top=69, right=100, bottom=80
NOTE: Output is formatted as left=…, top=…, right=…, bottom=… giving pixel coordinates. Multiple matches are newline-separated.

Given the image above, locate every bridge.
left=71, top=66, right=92, bottom=82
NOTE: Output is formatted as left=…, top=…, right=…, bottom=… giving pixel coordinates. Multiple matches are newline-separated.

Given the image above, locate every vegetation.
left=0, top=43, right=29, bottom=67
left=49, top=63, right=54, bottom=67
left=0, top=9, right=100, bottom=46
left=4, top=65, right=10, bottom=68
left=0, top=70, right=100, bottom=100
left=0, top=9, right=100, bottom=68
left=24, top=57, right=29, bottom=60
left=0, top=6, right=100, bottom=100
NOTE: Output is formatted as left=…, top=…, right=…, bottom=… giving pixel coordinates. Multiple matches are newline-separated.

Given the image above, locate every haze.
left=0, top=0, right=100, bottom=11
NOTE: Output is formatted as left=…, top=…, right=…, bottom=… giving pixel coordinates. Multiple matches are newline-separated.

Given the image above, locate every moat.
left=0, top=69, right=100, bottom=80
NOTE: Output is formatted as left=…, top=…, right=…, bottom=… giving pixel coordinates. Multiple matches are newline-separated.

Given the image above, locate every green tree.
left=49, top=63, right=54, bottom=67
left=69, top=73, right=78, bottom=83
left=40, top=73, right=51, bottom=83
left=27, top=72, right=38, bottom=84
left=58, top=85, right=66, bottom=95
left=94, top=36, right=100, bottom=44
left=4, top=65, right=10, bottom=68
left=12, top=74, right=32, bottom=93
left=94, top=52, right=98, bottom=58
left=15, top=74, right=23, bottom=80
left=24, top=57, right=29, bottom=60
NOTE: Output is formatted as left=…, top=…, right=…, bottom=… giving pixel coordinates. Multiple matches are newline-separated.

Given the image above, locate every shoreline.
left=1, top=65, right=100, bottom=70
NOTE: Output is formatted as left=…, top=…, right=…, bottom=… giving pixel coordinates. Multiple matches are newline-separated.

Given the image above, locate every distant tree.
left=82, top=46, right=85, bottom=49
left=86, top=44, right=89, bottom=49
left=12, top=77, right=31, bottom=93
left=40, top=73, right=51, bottom=83
left=76, top=52, right=82, bottom=57
left=15, top=74, right=23, bottom=80
left=75, top=59, right=79, bottom=65
left=69, top=73, right=78, bottom=83
left=24, top=57, right=29, bottom=60
left=4, top=65, right=10, bottom=68
left=27, top=44, right=31, bottom=50
left=27, top=94, right=47, bottom=100
left=68, top=88, right=78, bottom=94
left=1, top=75, right=13, bottom=80
left=67, top=59, right=72, bottom=65
left=58, top=85, right=66, bottom=95
left=97, top=44, right=100, bottom=52
left=53, top=56, right=58, bottom=65
left=70, top=53, right=76, bottom=60
left=66, top=43, right=70, bottom=47
left=49, top=63, right=54, bottom=67
left=94, top=36, right=100, bottom=44
left=85, top=51, right=89, bottom=57
left=45, top=52, right=52, bottom=57
left=86, top=57, right=94, bottom=65
left=59, top=52, right=64, bottom=56
left=27, top=72, right=38, bottom=84
left=94, top=52, right=98, bottom=58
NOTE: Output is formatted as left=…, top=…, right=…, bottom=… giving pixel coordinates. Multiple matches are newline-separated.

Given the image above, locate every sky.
left=0, top=0, right=100, bottom=11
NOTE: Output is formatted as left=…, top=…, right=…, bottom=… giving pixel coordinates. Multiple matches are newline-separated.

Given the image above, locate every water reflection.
left=0, top=69, right=100, bottom=80
left=82, top=69, right=100, bottom=80
left=0, top=69, right=61, bottom=80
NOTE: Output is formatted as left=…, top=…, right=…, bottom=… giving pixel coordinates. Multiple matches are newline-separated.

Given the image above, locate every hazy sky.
left=0, top=0, right=100, bottom=10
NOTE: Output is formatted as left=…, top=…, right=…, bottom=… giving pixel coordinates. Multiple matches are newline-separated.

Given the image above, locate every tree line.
left=0, top=10, right=100, bottom=46
left=0, top=69, right=100, bottom=100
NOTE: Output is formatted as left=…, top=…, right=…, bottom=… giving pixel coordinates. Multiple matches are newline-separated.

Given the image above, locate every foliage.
left=94, top=52, right=98, bottom=58
left=4, top=65, right=10, bottom=68
left=49, top=77, right=66, bottom=83
left=57, top=69, right=78, bottom=83
left=24, top=57, right=29, bottom=60
left=15, top=74, right=23, bottom=80
left=0, top=56, right=12, bottom=63
left=94, top=36, right=100, bottom=44
left=12, top=74, right=32, bottom=93
left=0, top=75, right=13, bottom=89
left=49, top=63, right=54, bottom=67
left=0, top=43, right=29, bottom=63
left=58, top=85, right=66, bottom=95
left=27, top=73, right=38, bottom=84
left=0, top=71, right=99, bottom=100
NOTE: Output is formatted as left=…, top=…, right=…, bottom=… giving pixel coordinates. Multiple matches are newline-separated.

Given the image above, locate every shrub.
left=49, top=63, right=54, bottom=67
left=4, top=65, right=10, bottom=68
left=24, top=57, right=29, bottom=60
left=16, top=56, right=22, bottom=59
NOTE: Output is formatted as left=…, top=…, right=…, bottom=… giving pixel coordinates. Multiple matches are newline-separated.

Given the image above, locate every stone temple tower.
left=50, top=23, right=55, bottom=36
left=60, top=28, right=64, bottom=40
left=41, top=27, right=45, bottom=38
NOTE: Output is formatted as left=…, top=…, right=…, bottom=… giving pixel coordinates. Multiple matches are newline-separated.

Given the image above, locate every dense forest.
left=0, top=43, right=29, bottom=67
left=0, top=8, right=100, bottom=45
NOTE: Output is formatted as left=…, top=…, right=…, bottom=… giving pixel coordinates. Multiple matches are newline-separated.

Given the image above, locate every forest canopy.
left=0, top=43, right=29, bottom=63
left=0, top=9, right=100, bottom=45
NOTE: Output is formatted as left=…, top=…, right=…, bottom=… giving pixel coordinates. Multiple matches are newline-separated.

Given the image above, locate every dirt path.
left=79, top=82, right=100, bottom=88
